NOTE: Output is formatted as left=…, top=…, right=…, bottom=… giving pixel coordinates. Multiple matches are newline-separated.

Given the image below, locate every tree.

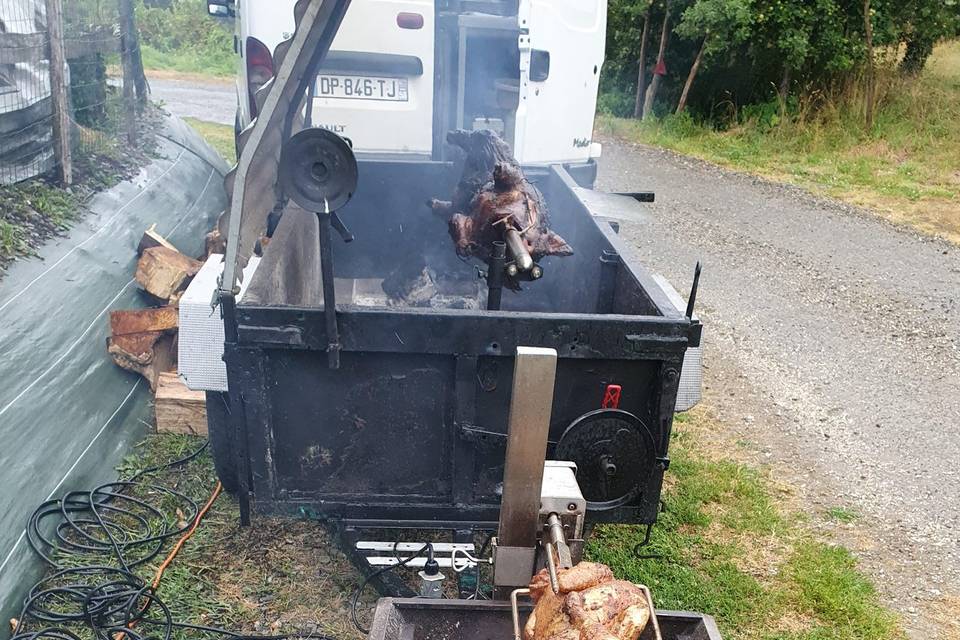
left=642, top=2, right=673, bottom=119
left=600, top=0, right=959, bottom=119
left=633, top=2, right=653, bottom=118
left=673, top=0, right=752, bottom=114
left=863, top=0, right=875, bottom=129
left=894, top=0, right=960, bottom=74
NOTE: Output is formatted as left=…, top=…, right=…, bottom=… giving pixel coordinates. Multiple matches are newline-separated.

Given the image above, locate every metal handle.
left=511, top=588, right=531, bottom=640
left=639, top=584, right=663, bottom=640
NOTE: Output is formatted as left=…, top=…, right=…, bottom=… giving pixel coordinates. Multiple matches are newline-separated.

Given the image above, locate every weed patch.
left=184, top=118, right=236, bottom=164
left=0, top=107, right=161, bottom=274
left=599, top=42, right=960, bottom=243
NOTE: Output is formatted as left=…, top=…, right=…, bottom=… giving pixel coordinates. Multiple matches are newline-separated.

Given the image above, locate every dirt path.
left=147, top=73, right=236, bottom=125
left=597, top=137, right=960, bottom=638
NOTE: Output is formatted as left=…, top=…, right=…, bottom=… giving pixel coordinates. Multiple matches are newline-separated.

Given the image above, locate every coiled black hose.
left=12, top=440, right=336, bottom=640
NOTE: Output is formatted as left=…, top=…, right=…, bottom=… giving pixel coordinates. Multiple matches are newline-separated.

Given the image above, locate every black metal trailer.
left=212, top=156, right=701, bottom=534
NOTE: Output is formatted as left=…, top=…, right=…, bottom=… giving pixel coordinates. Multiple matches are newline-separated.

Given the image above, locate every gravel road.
left=597, top=138, right=960, bottom=637
left=149, top=75, right=236, bottom=125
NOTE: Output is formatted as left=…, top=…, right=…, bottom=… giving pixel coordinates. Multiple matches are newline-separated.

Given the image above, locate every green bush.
left=136, top=0, right=235, bottom=76
left=602, top=0, right=960, bottom=119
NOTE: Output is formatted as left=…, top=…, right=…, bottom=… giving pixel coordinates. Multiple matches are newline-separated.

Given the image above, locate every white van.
left=209, top=0, right=606, bottom=182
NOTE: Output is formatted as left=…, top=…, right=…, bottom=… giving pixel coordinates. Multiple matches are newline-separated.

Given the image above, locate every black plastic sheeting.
left=0, top=115, right=228, bottom=619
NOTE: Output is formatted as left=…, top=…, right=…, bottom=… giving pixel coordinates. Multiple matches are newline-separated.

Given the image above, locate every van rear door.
left=310, top=0, right=435, bottom=157
left=513, top=0, right=605, bottom=164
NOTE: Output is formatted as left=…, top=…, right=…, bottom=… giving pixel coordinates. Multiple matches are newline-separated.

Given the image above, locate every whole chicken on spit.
left=524, top=562, right=651, bottom=640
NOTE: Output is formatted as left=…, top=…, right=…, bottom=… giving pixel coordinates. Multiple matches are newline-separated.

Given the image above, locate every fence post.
left=118, top=0, right=148, bottom=106
left=118, top=0, right=137, bottom=145
left=45, top=0, right=72, bottom=185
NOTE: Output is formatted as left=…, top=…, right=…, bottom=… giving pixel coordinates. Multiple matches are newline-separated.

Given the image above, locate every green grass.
left=599, top=41, right=960, bottom=243
left=782, top=543, right=899, bottom=640
left=184, top=118, right=236, bottom=165
left=0, top=181, right=83, bottom=265
left=586, top=412, right=902, bottom=640
left=119, top=437, right=253, bottom=636
left=142, top=43, right=236, bottom=78
left=826, top=507, right=859, bottom=523
left=0, top=219, right=25, bottom=256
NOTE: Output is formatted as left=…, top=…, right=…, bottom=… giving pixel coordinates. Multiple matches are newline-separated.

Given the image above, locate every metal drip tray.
left=367, top=598, right=722, bottom=640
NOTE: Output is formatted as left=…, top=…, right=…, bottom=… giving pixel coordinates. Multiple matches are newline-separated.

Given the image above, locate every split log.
left=137, top=223, right=179, bottom=256
left=107, top=307, right=178, bottom=391
left=135, top=246, right=202, bottom=303
left=204, top=214, right=227, bottom=258
left=155, top=372, right=207, bottom=435
left=110, top=306, right=178, bottom=334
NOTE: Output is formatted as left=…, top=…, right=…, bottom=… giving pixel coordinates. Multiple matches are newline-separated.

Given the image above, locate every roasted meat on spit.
left=524, top=562, right=651, bottom=640
left=428, top=130, right=572, bottom=272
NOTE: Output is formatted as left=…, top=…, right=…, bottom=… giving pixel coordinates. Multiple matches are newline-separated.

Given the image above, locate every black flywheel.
left=279, top=127, right=358, bottom=212
left=554, top=409, right=657, bottom=511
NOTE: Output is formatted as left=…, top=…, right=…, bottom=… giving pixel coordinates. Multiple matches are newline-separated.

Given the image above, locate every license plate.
left=316, top=75, right=409, bottom=101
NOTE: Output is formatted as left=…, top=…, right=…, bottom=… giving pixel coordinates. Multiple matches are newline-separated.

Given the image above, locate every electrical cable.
left=450, top=548, right=489, bottom=574
left=474, top=531, right=495, bottom=600
left=12, top=439, right=338, bottom=640
left=350, top=543, right=432, bottom=635
left=150, top=481, right=222, bottom=590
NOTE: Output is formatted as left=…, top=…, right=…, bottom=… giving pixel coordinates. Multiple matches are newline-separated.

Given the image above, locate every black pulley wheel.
left=555, top=409, right=657, bottom=511
left=280, top=128, right=358, bottom=212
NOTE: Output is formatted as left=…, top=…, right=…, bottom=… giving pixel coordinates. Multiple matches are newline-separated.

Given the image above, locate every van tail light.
left=246, top=37, right=274, bottom=119
left=397, top=12, right=424, bottom=29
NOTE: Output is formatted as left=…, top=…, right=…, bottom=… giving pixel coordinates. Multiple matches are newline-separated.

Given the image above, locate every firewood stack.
left=106, top=224, right=210, bottom=435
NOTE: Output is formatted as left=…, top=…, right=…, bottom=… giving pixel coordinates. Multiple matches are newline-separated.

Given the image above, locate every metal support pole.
left=487, top=241, right=506, bottom=311
left=494, top=347, right=558, bottom=597
left=545, top=513, right=573, bottom=569
left=220, top=292, right=252, bottom=526
left=318, top=214, right=341, bottom=369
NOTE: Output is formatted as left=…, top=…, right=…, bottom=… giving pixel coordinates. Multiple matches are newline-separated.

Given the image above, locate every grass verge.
left=184, top=118, right=237, bottom=165
left=587, top=411, right=903, bottom=640
left=142, top=44, right=235, bottom=79
left=598, top=41, right=960, bottom=243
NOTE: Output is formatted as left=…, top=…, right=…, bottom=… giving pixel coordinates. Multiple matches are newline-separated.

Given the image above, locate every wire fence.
left=0, top=0, right=145, bottom=186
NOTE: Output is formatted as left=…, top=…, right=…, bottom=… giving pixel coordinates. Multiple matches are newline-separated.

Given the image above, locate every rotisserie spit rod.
left=505, top=228, right=535, bottom=273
